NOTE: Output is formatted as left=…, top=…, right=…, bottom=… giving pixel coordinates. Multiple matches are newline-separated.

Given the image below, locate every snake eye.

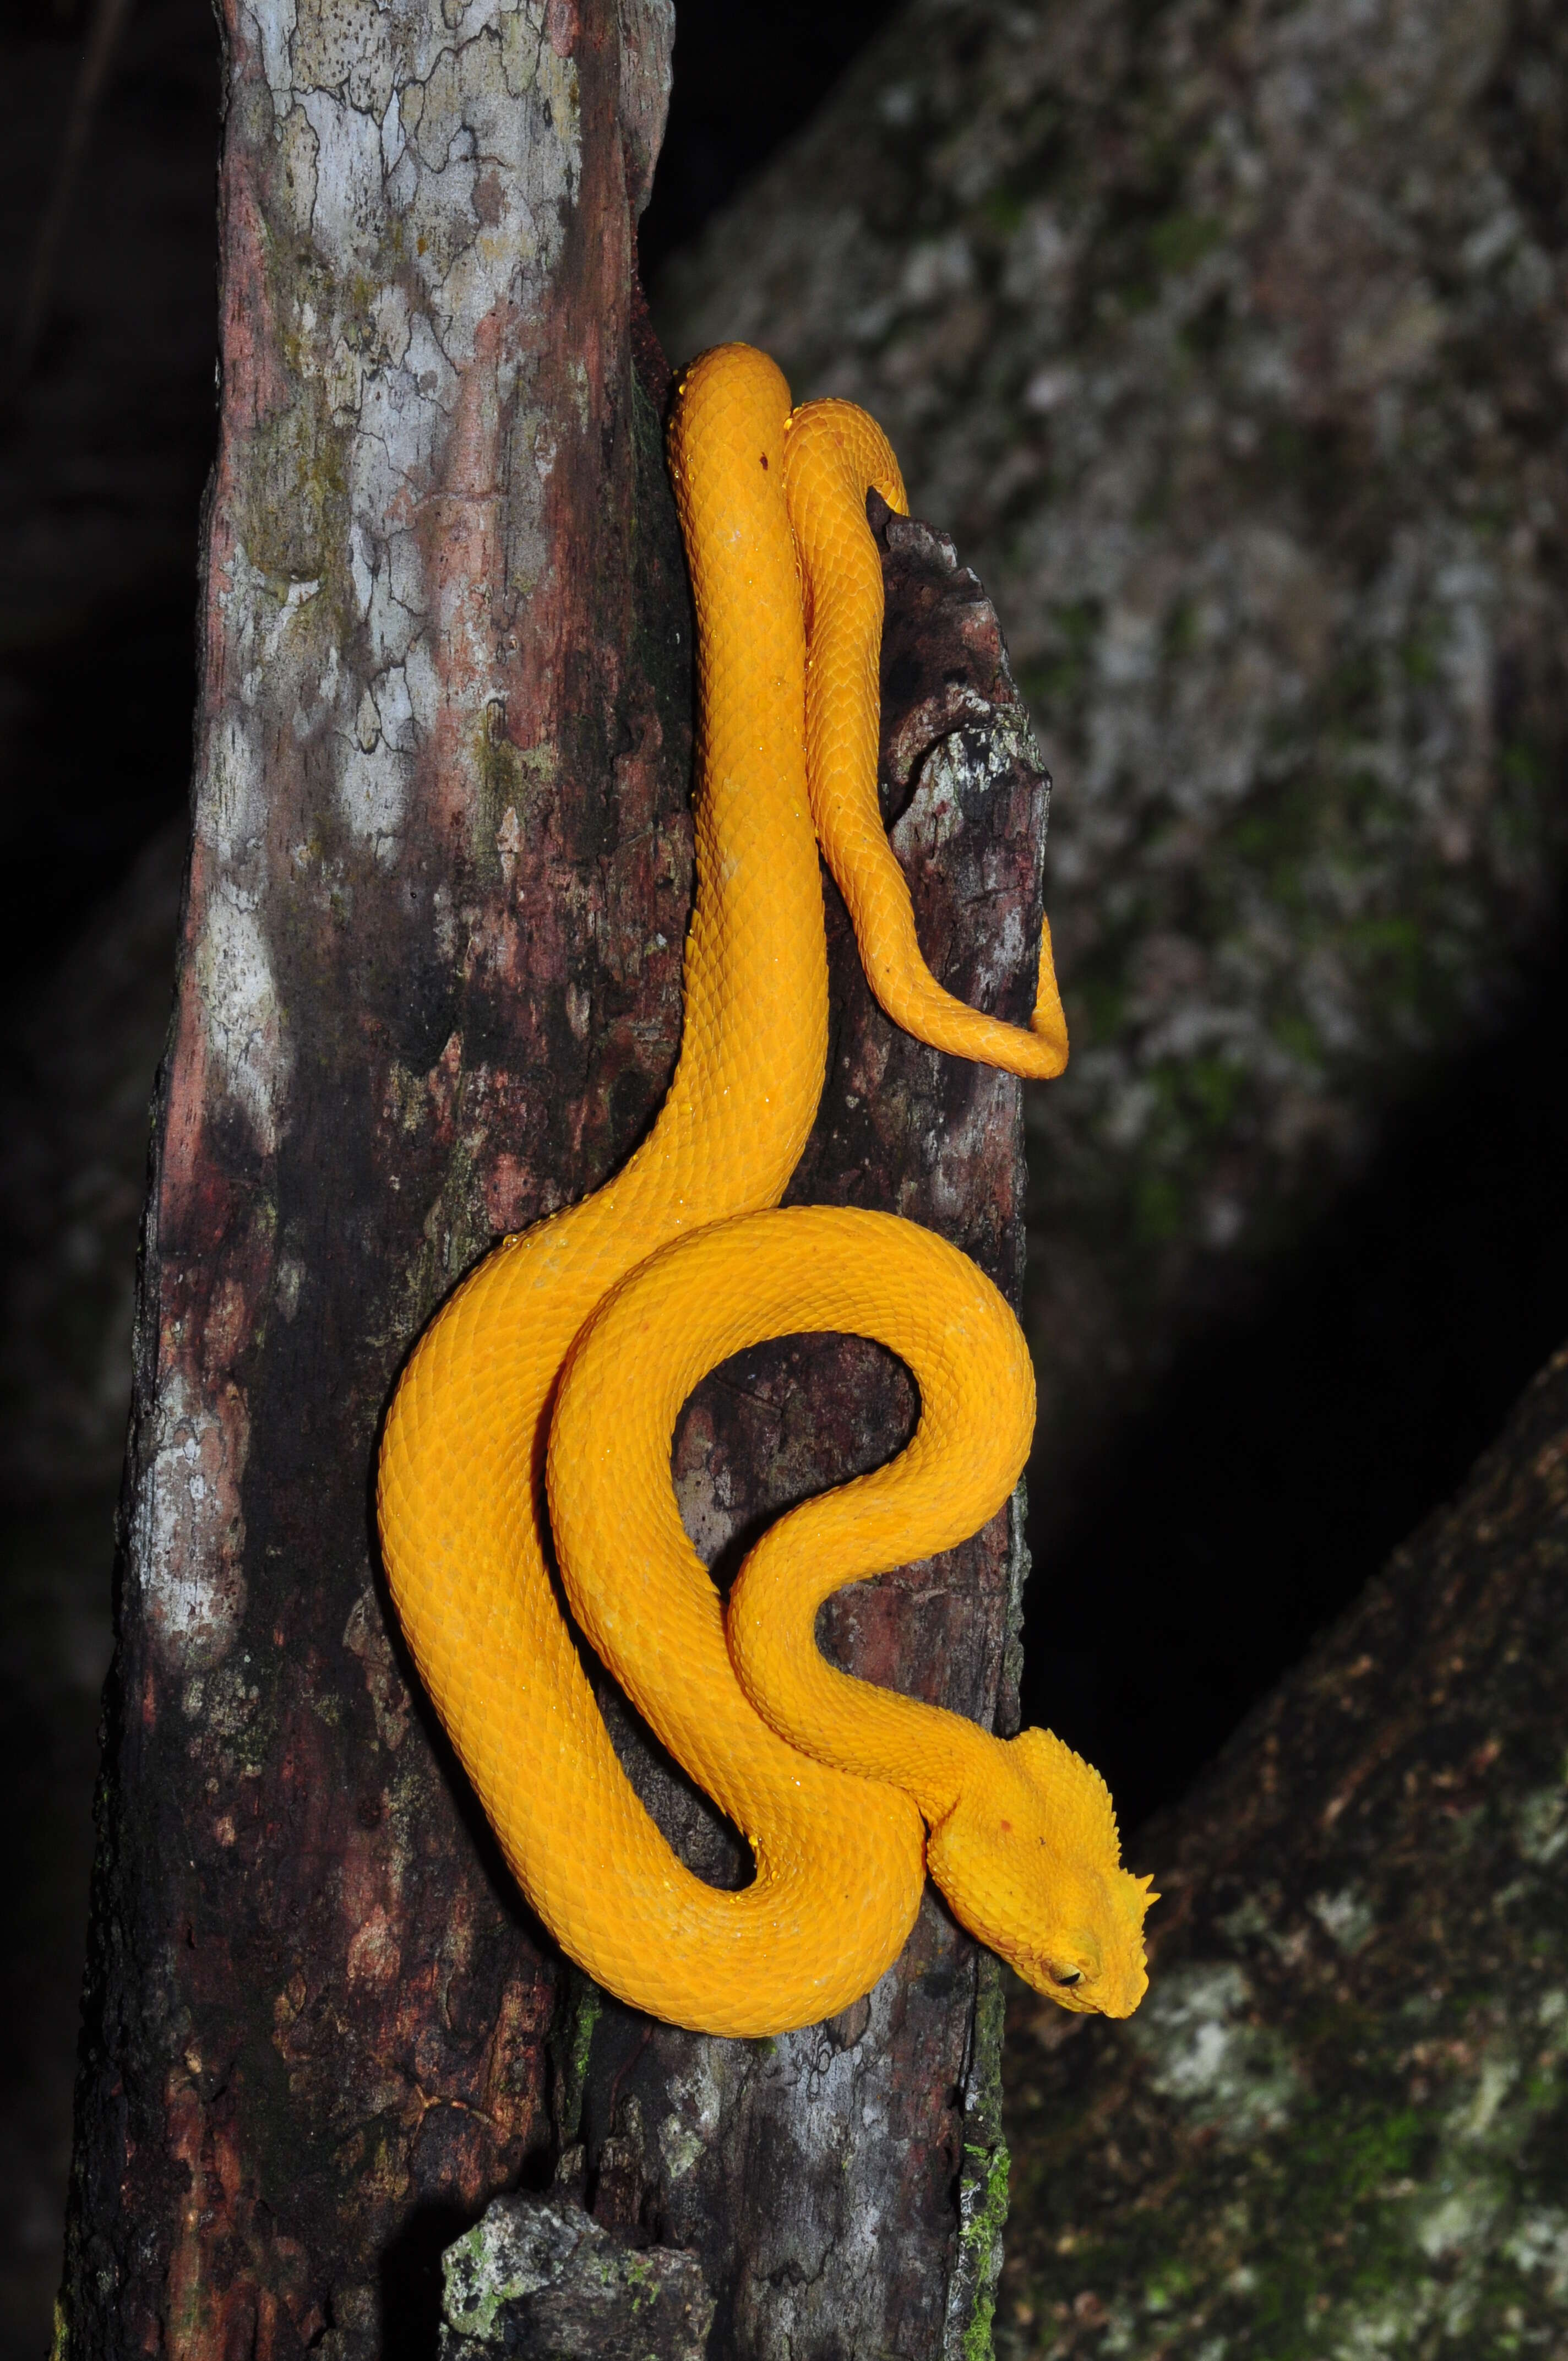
left=1055, top=1969, right=1083, bottom=1988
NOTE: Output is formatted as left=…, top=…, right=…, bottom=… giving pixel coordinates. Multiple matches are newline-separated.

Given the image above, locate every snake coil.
left=377, top=344, right=1154, bottom=2036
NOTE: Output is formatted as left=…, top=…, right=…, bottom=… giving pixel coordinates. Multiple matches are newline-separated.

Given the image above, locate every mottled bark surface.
left=57, top=1, right=1052, bottom=2353
left=61, top=0, right=689, bottom=2349
left=440, top=2195, right=715, bottom=2358
left=523, top=507, right=1045, bottom=2361
left=995, top=1346, right=1568, bottom=2359
left=656, top=0, right=1568, bottom=1538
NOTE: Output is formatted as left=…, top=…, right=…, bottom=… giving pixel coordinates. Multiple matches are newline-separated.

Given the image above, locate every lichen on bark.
left=58, top=0, right=1056, bottom=2349
left=438, top=2195, right=715, bottom=2358
left=995, top=1345, right=1568, bottom=2358
left=61, top=0, right=688, bottom=2349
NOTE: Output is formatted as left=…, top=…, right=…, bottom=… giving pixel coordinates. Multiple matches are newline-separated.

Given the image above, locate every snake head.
left=925, top=1726, right=1157, bottom=2019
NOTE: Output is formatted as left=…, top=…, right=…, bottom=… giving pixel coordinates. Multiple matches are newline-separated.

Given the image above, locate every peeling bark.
left=58, top=3, right=1051, bottom=2354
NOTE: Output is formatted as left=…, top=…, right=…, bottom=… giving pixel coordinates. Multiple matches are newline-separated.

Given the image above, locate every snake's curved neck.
left=725, top=1485, right=1001, bottom=1829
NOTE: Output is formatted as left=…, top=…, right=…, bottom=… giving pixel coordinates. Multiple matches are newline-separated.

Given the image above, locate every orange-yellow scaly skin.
left=377, top=344, right=1153, bottom=2037
left=783, top=400, right=1069, bottom=1077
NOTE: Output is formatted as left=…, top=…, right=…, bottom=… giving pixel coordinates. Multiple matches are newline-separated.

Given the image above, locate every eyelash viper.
left=376, top=342, right=1156, bottom=2036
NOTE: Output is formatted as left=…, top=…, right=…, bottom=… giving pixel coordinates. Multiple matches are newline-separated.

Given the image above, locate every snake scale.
left=377, top=343, right=1155, bottom=2037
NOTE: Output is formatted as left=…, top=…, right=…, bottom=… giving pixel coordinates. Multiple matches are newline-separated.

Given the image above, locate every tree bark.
left=462, top=505, right=1047, bottom=2361
left=654, top=0, right=1568, bottom=1548
left=996, top=1341, right=1568, bottom=2359
left=57, top=2, right=1053, bottom=2355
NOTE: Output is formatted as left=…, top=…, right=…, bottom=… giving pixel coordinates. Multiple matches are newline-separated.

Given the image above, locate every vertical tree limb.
left=62, top=2, right=684, bottom=2347
left=526, top=508, right=1049, bottom=2361
left=58, top=2, right=1054, bottom=2353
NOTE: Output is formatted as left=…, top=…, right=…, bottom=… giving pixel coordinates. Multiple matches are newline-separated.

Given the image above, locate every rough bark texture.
left=499, top=506, right=1046, bottom=2361
left=439, top=2196, right=715, bottom=2359
left=59, top=1, right=684, bottom=2348
left=995, top=1344, right=1568, bottom=2359
left=655, top=0, right=1568, bottom=1543
left=55, top=1, right=1051, bottom=2353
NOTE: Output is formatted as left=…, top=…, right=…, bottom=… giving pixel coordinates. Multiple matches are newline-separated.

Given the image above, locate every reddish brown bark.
left=57, top=3, right=1052, bottom=2352
left=544, top=507, right=1044, bottom=2360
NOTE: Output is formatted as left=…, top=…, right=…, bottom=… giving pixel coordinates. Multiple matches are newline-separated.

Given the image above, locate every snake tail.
left=782, top=398, right=1070, bottom=1079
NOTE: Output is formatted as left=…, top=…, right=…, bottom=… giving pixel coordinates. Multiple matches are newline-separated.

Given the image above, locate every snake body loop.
left=377, top=345, right=1153, bottom=2036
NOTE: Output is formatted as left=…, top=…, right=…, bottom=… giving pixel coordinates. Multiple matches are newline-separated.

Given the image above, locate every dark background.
left=1, top=0, right=1566, bottom=2346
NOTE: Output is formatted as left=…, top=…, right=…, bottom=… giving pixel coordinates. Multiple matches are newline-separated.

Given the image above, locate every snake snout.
left=922, top=1728, right=1156, bottom=2018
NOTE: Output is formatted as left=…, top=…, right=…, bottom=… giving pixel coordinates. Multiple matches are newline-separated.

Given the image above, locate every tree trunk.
left=57, top=2, right=1053, bottom=2355
left=997, top=1341, right=1568, bottom=2359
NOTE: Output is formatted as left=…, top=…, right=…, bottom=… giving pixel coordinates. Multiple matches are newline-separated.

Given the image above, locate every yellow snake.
left=377, top=344, right=1155, bottom=2036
